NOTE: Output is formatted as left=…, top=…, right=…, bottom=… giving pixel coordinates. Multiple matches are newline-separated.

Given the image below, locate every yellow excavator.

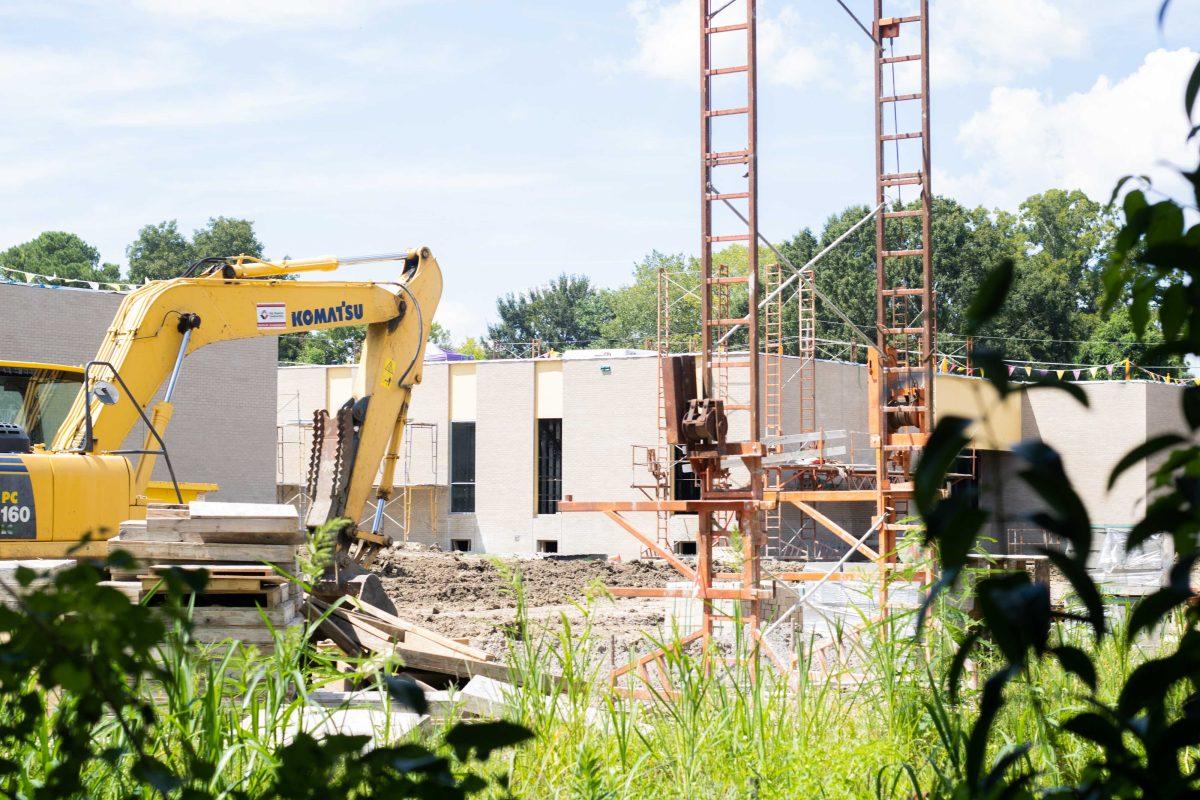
left=0, top=248, right=442, bottom=564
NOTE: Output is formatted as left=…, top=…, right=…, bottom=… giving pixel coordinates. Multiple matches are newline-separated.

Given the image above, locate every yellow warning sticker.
left=380, top=358, right=397, bottom=388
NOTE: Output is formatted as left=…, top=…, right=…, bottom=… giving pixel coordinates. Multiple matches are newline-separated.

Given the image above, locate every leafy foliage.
left=486, top=273, right=613, bottom=355
left=0, top=549, right=530, bottom=798
left=0, top=231, right=122, bottom=283
left=911, top=43, right=1200, bottom=795
left=127, top=217, right=265, bottom=283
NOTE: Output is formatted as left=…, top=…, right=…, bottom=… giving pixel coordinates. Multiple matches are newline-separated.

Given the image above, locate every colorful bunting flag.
left=1025, top=365, right=1033, bottom=377
left=1007, top=364, right=1016, bottom=376
left=1072, top=369, right=1081, bottom=380
left=1055, top=369, right=1065, bottom=380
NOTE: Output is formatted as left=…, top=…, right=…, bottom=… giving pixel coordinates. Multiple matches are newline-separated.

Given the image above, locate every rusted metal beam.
left=609, top=586, right=772, bottom=600
left=560, top=500, right=759, bottom=513
left=794, top=501, right=880, bottom=560
left=601, top=510, right=696, bottom=580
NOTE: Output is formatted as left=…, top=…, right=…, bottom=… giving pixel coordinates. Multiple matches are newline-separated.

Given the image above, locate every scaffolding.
left=562, top=0, right=946, bottom=689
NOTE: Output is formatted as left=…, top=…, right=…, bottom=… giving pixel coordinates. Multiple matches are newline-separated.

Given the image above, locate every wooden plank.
left=338, top=597, right=493, bottom=662
left=191, top=626, right=279, bottom=645
left=145, top=564, right=281, bottom=575
left=189, top=501, right=299, bottom=520
left=98, top=580, right=142, bottom=601
left=146, top=504, right=189, bottom=519
left=189, top=604, right=298, bottom=627
left=145, top=518, right=302, bottom=537
left=107, top=538, right=298, bottom=563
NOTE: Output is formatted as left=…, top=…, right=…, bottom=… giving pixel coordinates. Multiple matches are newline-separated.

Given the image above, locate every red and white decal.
left=256, top=302, right=286, bottom=329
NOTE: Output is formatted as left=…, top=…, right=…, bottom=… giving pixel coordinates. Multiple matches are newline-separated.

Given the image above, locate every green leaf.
left=1108, top=174, right=1149, bottom=207
left=948, top=628, right=980, bottom=702
left=1183, top=386, right=1200, bottom=431
left=1040, top=547, right=1105, bottom=638
left=1025, top=377, right=1090, bottom=407
left=1108, top=434, right=1187, bottom=490
left=982, top=743, right=1032, bottom=792
left=383, top=675, right=429, bottom=715
left=1061, top=711, right=1125, bottom=753
left=976, top=574, right=1051, bottom=665
left=914, top=416, right=972, bottom=517
left=965, top=259, right=1014, bottom=334
left=967, top=666, right=1016, bottom=788
left=1187, top=57, right=1200, bottom=119
left=444, top=720, right=533, bottom=762
left=1049, top=645, right=1096, bottom=691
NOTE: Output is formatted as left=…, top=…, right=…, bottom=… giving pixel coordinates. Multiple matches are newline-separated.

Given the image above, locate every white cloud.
left=942, top=48, right=1198, bottom=209
left=935, top=0, right=1088, bottom=86
left=432, top=299, right=485, bottom=341
left=622, top=0, right=867, bottom=92
left=130, top=0, right=407, bottom=28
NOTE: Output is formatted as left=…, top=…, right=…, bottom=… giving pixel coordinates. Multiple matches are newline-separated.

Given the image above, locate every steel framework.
left=562, top=0, right=942, bottom=690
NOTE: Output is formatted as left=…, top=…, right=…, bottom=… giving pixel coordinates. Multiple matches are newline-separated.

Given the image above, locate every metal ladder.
left=873, top=1, right=933, bottom=597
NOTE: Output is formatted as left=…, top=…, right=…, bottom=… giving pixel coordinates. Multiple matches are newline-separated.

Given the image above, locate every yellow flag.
left=940, top=358, right=949, bottom=373
left=1055, top=369, right=1065, bottom=380
left=1025, top=365, right=1033, bottom=376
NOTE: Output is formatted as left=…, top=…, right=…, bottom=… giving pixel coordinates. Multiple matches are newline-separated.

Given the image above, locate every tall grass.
left=0, top=561, right=1173, bottom=799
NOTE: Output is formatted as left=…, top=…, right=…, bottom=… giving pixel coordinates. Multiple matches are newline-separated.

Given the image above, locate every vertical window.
left=537, top=418, right=562, bottom=515
left=450, top=421, right=476, bottom=513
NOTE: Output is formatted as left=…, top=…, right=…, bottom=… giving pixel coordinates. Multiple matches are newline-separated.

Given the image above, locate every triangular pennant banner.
left=1007, top=364, right=1016, bottom=376
left=1106, top=364, right=1114, bottom=377
left=1025, top=365, right=1033, bottom=376
left=1055, top=369, right=1065, bottom=380
left=1072, top=369, right=1081, bottom=380
left=940, top=358, right=949, bottom=373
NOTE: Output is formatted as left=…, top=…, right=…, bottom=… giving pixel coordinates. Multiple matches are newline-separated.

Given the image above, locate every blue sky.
left=0, top=1, right=1196, bottom=340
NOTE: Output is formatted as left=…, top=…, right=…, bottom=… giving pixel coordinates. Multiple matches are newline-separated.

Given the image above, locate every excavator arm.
left=49, top=247, right=442, bottom=554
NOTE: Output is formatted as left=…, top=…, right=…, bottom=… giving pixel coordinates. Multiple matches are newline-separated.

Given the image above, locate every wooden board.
left=146, top=504, right=189, bottom=519
left=144, top=518, right=303, bottom=538
left=189, top=603, right=298, bottom=628
left=188, top=502, right=299, bottom=520
left=106, top=538, right=298, bottom=564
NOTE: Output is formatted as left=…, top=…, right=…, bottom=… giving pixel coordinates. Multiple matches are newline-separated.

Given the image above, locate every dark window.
left=537, top=539, right=559, bottom=554
left=672, top=445, right=701, bottom=502
left=450, top=421, right=476, bottom=513
left=537, top=418, right=562, bottom=515
left=450, top=538, right=472, bottom=552
left=674, top=540, right=697, bottom=556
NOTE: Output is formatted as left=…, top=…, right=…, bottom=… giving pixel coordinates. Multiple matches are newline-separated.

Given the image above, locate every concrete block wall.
left=471, top=360, right=536, bottom=552
left=561, top=354, right=659, bottom=559
left=2, top=282, right=277, bottom=502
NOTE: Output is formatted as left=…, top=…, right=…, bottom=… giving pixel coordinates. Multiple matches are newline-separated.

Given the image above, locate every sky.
left=0, top=0, right=1197, bottom=341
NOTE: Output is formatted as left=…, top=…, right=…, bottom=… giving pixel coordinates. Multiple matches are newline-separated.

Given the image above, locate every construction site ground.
left=373, top=550, right=680, bottom=667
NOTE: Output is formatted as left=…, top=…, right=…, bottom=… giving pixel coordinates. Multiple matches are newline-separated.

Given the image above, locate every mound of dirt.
left=372, top=551, right=675, bottom=611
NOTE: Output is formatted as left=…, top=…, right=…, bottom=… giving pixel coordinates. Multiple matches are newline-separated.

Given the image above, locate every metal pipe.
left=370, top=498, right=387, bottom=534
left=709, top=192, right=882, bottom=349
left=163, top=328, right=192, bottom=403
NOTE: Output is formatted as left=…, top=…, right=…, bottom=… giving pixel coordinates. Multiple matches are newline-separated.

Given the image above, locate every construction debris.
left=106, top=502, right=304, bottom=650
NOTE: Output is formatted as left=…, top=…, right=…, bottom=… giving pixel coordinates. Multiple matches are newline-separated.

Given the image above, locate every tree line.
left=488, top=189, right=1173, bottom=370
left=0, top=188, right=1175, bottom=370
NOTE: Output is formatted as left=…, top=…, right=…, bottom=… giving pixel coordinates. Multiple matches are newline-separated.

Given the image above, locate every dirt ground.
left=372, top=550, right=682, bottom=665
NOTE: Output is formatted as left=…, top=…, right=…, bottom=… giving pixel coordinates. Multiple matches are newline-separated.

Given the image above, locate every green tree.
left=596, top=252, right=700, bottom=351
left=486, top=273, right=613, bottom=355
left=0, top=231, right=121, bottom=283
left=429, top=321, right=451, bottom=347
left=126, top=220, right=191, bottom=283
left=190, top=216, right=264, bottom=262
left=127, top=217, right=264, bottom=283
left=455, top=336, right=487, bottom=360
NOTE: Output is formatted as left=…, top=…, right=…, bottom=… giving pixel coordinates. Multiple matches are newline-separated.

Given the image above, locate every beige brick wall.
left=1, top=282, right=277, bottom=502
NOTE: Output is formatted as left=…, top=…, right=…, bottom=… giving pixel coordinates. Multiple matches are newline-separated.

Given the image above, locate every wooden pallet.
left=104, top=502, right=306, bottom=649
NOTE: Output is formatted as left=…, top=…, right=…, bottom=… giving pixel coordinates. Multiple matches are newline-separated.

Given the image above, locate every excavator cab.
left=0, top=361, right=84, bottom=449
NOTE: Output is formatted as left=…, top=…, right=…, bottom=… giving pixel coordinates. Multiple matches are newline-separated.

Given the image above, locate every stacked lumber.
left=106, top=502, right=305, bottom=649
left=0, top=559, right=74, bottom=610
left=307, top=595, right=516, bottom=685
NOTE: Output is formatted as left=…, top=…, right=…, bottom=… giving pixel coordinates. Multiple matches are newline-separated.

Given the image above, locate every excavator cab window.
left=0, top=364, right=84, bottom=446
